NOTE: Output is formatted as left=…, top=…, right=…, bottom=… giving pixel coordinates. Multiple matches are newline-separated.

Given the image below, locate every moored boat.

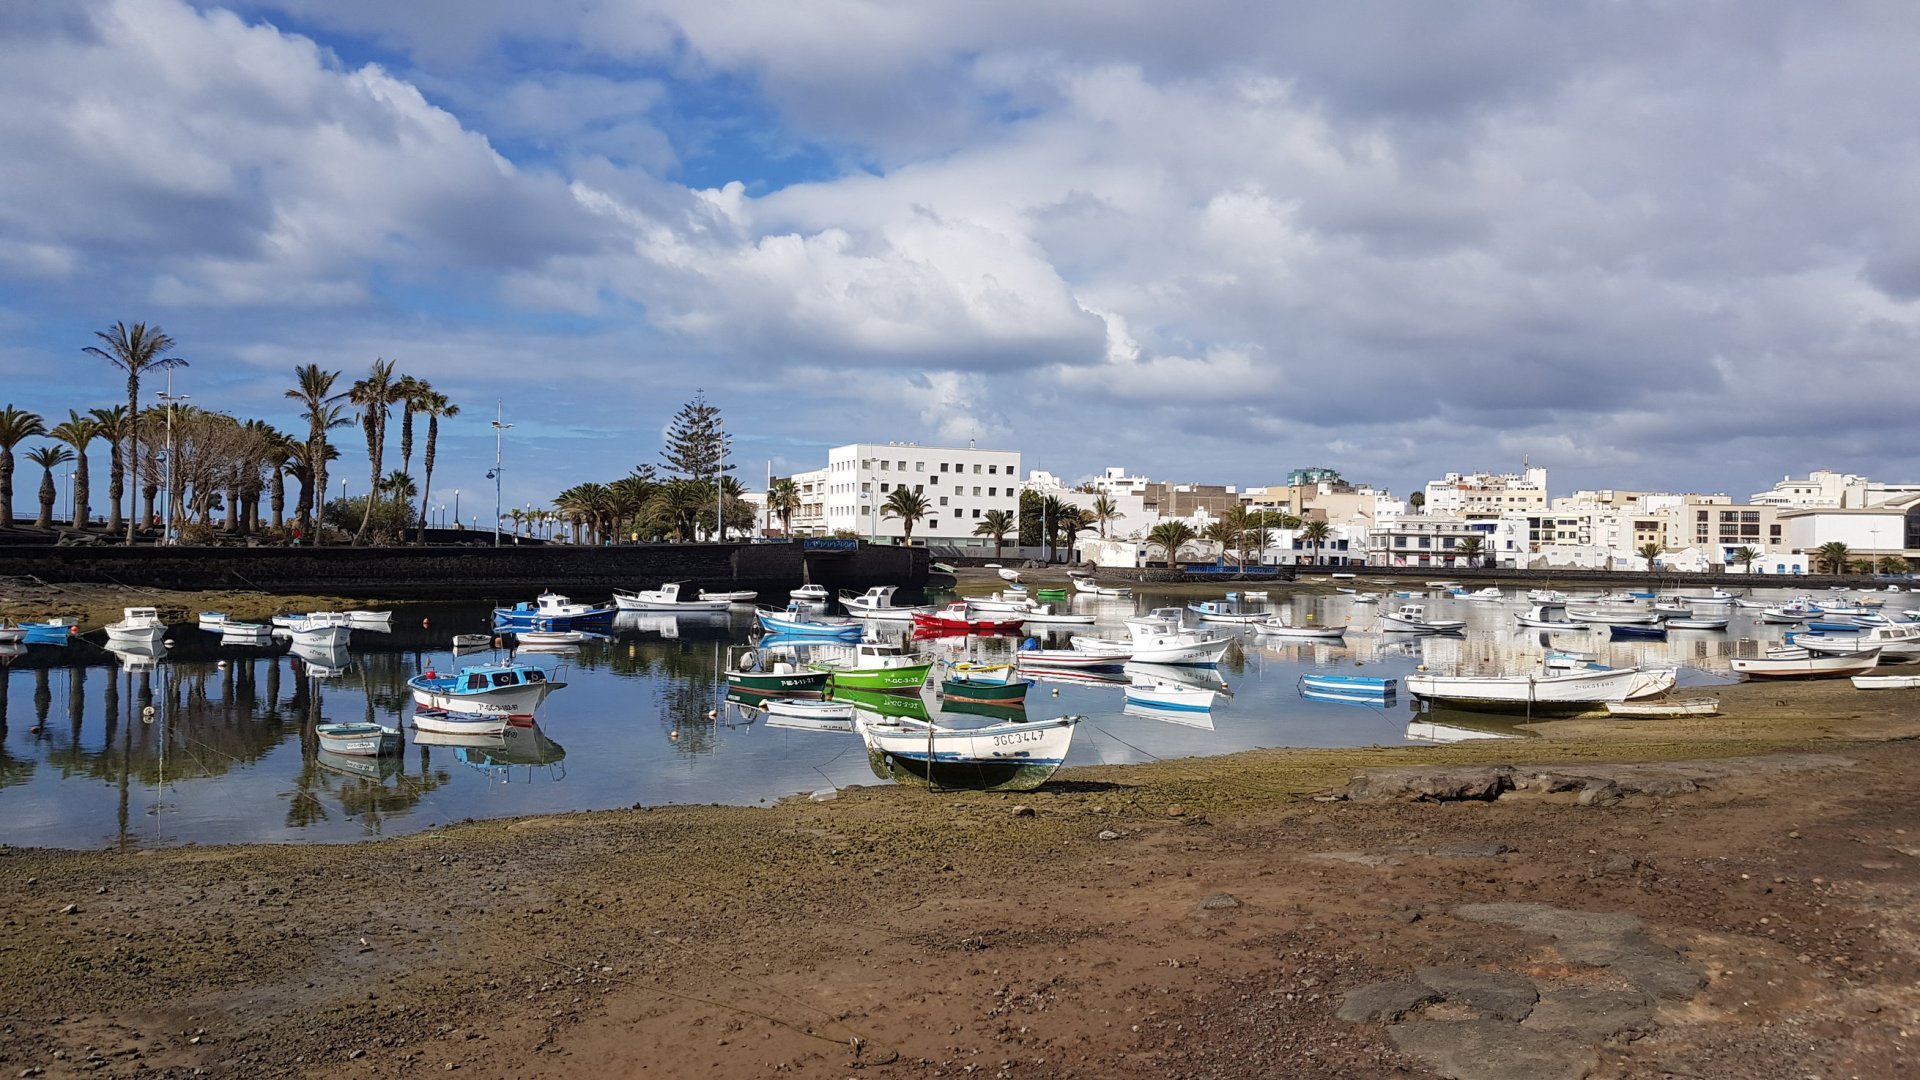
left=1300, top=673, right=1395, bottom=695
left=809, top=641, right=934, bottom=693
left=492, top=591, right=615, bottom=630
left=452, top=633, right=493, bottom=649
left=790, top=583, right=831, bottom=604
left=1852, top=674, right=1920, bottom=689
left=316, top=722, right=403, bottom=757
left=1252, top=619, right=1345, bottom=639
left=1729, top=648, right=1880, bottom=679
left=854, top=712, right=1079, bottom=791
left=288, top=613, right=353, bottom=648
left=1379, top=604, right=1465, bottom=634
left=104, top=607, right=167, bottom=645
left=1187, top=600, right=1270, bottom=624
left=1124, top=678, right=1218, bottom=712
left=614, top=582, right=731, bottom=612
left=912, top=602, right=1025, bottom=633
left=755, top=606, right=865, bottom=639
left=840, top=585, right=922, bottom=620
left=1604, top=698, right=1721, bottom=718
left=1014, top=648, right=1128, bottom=669
left=940, top=664, right=1031, bottom=705
left=1405, top=666, right=1676, bottom=712
left=407, top=662, right=565, bottom=718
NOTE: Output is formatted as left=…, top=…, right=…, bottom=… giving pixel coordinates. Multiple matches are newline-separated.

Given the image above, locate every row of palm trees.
left=547, top=475, right=760, bottom=546
left=0, top=322, right=460, bottom=545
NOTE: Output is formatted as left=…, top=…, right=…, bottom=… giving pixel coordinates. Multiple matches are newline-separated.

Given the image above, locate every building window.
left=988, top=465, right=997, bottom=474
left=915, top=461, right=925, bottom=472
left=939, top=496, right=948, bottom=506
left=988, top=487, right=996, bottom=496
left=1442, top=537, right=1455, bottom=548
left=973, top=464, right=982, bottom=474
left=880, top=483, right=890, bottom=493
left=914, top=484, right=923, bottom=494
left=930, top=475, right=939, bottom=485
left=973, top=486, right=981, bottom=496
left=972, top=509, right=981, bottom=518
left=1418, top=537, right=1431, bottom=548
left=940, top=463, right=949, bottom=472
left=897, top=460, right=906, bottom=470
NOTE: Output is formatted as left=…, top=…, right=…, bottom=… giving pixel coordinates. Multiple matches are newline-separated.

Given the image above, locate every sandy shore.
left=1, top=671, right=1918, bottom=1079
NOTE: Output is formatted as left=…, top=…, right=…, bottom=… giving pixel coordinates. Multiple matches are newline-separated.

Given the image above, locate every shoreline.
left=3, top=678, right=1919, bottom=1076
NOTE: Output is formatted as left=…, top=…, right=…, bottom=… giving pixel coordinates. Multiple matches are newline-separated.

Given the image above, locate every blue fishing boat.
left=491, top=591, right=615, bottom=631
left=1300, top=685, right=1399, bottom=707
left=20, top=618, right=77, bottom=645
left=755, top=606, right=864, bottom=640
left=1299, top=673, right=1397, bottom=695
left=1609, top=623, right=1668, bottom=640
left=408, top=662, right=566, bottom=722
left=1805, top=620, right=1863, bottom=633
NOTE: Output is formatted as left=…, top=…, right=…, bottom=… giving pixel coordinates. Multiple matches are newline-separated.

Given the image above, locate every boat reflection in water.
left=829, top=685, right=933, bottom=722
left=105, top=640, right=168, bottom=671
left=1404, top=707, right=1537, bottom=744
left=290, top=642, right=353, bottom=677
left=1121, top=700, right=1217, bottom=730
left=938, top=697, right=1029, bottom=725
left=413, top=720, right=567, bottom=782
left=315, top=748, right=404, bottom=781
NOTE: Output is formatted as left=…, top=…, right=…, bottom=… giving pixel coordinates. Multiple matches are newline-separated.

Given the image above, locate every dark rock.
left=1010, top=805, right=1035, bottom=817
left=1575, top=781, right=1622, bottom=807
left=1096, top=829, right=1121, bottom=841
left=1522, top=988, right=1655, bottom=1041
left=1347, top=766, right=1513, bottom=802
left=1199, top=892, right=1240, bottom=910
left=1337, top=980, right=1441, bottom=1023
left=1608, top=946, right=1707, bottom=1001
left=1414, top=967, right=1540, bottom=1020
left=1451, top=903, right=1643, bottom=940
left=1389, top=1020, right=1597, bottom=1080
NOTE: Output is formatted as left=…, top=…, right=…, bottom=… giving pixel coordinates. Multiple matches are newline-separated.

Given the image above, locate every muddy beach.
left=2, top=670, right=1917, bottom=1079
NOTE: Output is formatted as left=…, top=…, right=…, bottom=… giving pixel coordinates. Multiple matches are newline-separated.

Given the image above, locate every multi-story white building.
left=810, top=442, right=1022, bottom=546
left=1422, top=465, right=1549, bottom=520
left=1748, top=469, right=1920, bottom=510
left=785, top=467, right=831, bottom=535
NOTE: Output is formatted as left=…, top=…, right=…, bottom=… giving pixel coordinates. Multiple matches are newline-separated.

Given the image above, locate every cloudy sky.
left=3, top=0, right=1918, bottom=521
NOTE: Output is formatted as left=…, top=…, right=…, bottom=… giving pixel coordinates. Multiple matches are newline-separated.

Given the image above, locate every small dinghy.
left=452, top=633, right=494, bottom=649
left=1299, top=673, right=1394, bottom=695
left=765, top=698, right=856, bottom=721
left=1852, top=674, right=1920, bottom=689
left=1604, top=697, right=1721, bottom=718
left=1252, top=620, right=1344, bottom=639
left=316, top=722, right=403, bottom=757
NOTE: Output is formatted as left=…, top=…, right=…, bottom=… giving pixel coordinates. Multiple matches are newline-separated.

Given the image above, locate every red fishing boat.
left=911, top=602, right=1025, bottom=633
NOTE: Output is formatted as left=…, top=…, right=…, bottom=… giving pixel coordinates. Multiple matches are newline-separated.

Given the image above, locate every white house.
left=812, top=442, right=1022, bottom=546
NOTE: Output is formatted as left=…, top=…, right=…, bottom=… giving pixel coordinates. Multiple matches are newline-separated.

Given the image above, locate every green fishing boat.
left=939, top=673, right=1030, bottom=704
left=724, top=649, right=831, bottom=696
left=1035, top=588, right=1068, bottom=601
left=809, top=641, right=934, bottom=694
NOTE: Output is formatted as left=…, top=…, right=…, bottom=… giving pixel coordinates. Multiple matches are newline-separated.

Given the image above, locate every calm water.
left=0, top=585, right=1901, bottom=848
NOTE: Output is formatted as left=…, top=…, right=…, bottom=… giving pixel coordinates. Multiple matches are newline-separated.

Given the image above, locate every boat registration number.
left=991, top=729, right=1045, bottom=747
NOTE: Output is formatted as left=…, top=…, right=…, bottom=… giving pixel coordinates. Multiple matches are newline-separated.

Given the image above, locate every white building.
left=1422, top=465, right=1549, bottom=520
left=1780, top=494, right=1920, bottom=559
left=1749, top=469, right=1920, bottom=510
left=814, top=442, right=1022, bottom=546
left=1088, top=466, right=1152, bottom=497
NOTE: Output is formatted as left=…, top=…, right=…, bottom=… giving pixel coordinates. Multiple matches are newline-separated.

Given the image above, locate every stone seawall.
left=0, top=541, right=928, bottom=600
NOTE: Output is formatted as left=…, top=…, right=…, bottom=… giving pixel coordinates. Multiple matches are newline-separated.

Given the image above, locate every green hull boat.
left=939, top=676, right=1030, bottom=704
left=813, top=661, right=934, bottom=694
left=727, top=668, right=831, bottom=696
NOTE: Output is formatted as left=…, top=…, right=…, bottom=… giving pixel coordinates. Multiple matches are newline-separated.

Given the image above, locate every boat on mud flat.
left=1405, top=666, right=1676, bottom=713
left=854, top=712, right=1080, bottom=792
left=1604, top=697, right=1721, bottom=718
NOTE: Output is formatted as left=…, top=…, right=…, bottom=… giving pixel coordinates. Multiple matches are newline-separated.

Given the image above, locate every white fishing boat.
left=790, top=583, right=831, bottom=603
left=1790, top=623, right=1920, bottom=661
left=1566, top=607, right=1661, bottom=625
left=1852, top=674, right=1920, bottom=689
left=197, top=611, right=227, bottom=627
left=853, top=712, right=1078, bottom=791
left=1424, top=580, right=1460, bottom=589
left=1665, top=616, right=1730, bottom=630
left=840, top=585, right=923, bottom=621
left=1017, top=606, right=1096, bottom=625
left=517, top=629, right=590, bottom=645
left=960, top=590, right=1041, bottom=613
left=1351, top=592, right=1381, bottom=604
left=1379, top=604, right=1465, bottom=634
left=316, top=722, right=403, bottom=757
left=452, top=633, right=494, bottom=649
left=103, top=607, right=167, bottom=645
left=1124, top=678, right=1218, bottom=712
left=1526, top=590, right=1571, bottom=605
left=1069, top=574, right=1131, bottom=596
left=1072, top=609, right=1232, bottom=665
left=614, top=581, right=732, bottom=612
left=1677, top=589, right=1738, bottom=605
left=1604, top=697, right=1721, bottom=718
left=1405, top=666, right=1675, bottom=712
left=1465, top=587, right=1505, bottom=602
left=344, top=610, right=393, bottom=628
left=217, top=620, right=272, bottom=643
left=1188, top=600, right=1270, bottom=624
left=995, top=567, right=1023, bottom=583
left=1652, top=602, right=1693, bottom=618
left=764, top=698, right=857, bottom=725
left=409, top=661, right=565, bottom=718
left=1014, top=648, right=1129, bottom=669
left=287, top=612, right=353, bottom=649
left=492, top=591, right=616, bottom=630
left=1251, top=619, right=1345, bottom=639
left=700, top=589, right=759, bottom=604
left=1729, top=648, right=1881, bottom=679
left=1759, top=607, right=1814, bottom=624
left=1516, top=605, right=1586, bottom=629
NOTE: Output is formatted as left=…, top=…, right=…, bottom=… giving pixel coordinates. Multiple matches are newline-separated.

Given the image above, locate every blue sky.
left=4, top=0, right=1920, bottom=523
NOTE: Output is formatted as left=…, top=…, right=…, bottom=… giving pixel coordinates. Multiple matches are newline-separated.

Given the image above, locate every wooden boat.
left=1014, top=648, right=1128, bottom=669
left=218, top=620, right=272, bottom=641
left=725, top=647, right=832, bottom=696
left=1251, top=620, right=1344, bottom=639
left=790, top=583, right=831, bottom=603
left=995, top=567, right=1023, bottom=583
left=855, top=712, right=1079, bottom=791
left=1729, top=648, right=1881, bottom=679
left=197, top=611, right=226, bottom=627
left=411, top=708, right=509, bottom=737
left=1035, top=588, right=1069, bottom=601
left=408, top=662, right=565, bottom=718
left=1241, top=590, right=1269, bottom=600
left=344, top=610, right=393, bottom=628
left=809, top=641, right=934, bottom=693
left=1464, top=587, right=1505, bottom=602
left=1566, top=608, right=1660, bottom=625
left=1299, top=673, right=1395, bottom=695
left=1072, top=613, right=1232, bottom=665
left=1760, top=607, right=1815, bottom=624
left=1300, top=684, right=1399, bottom=706
left=940, top=667, right=1031, bottom=705
left=1516, top=605, right=1585, bottom=629
left=614, top=582, right=731, bottom=612
left=1124, top=679, right=1218, bottom=712
left=104, top=607, right=167, bottom=645
left=492, top=591, right=615, bottom=630
left=959, top=591, right=1040, bottom=613
left=1405, top=666, right=1676, bottom=712
left=1379, top=604, right=1465, bottom=634
left=1609, top=623, right=1668, bottom=640
left=1187, top=600, right=1270, bottom=624
left=756, top=606, right=865, bottom=639
left=1665, top=617, right=1730, bottom=630
left=1677, top=590, right=1738, bottom=604
left=452, top=633, right=493, bottom=648
left=516, top=629, right=589, bottom=645
left=0, top=625, right=25, bottom=645
left=1605, top=698, right=1721, bottom=718
left=764, top=698, right=856, bottom=722
left=287, top=613, right=353, bottom=649
left=912, top=603, right=1025, bottom=633
left=1852, top=674, right=1920, bottom=689
left=1069, top=575, right=1131, bottom=596
left=1790, top=623, right=1920, bottom=661
left=699, top=589, right=759, bottom=604
left=1018, top=607, right=1096, bottom=625
left=316, top=722, right=403, bottom=756
left=840, top=585, right=922, bottom=621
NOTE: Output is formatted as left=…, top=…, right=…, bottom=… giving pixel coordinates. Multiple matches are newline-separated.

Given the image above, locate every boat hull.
left=407, top=679, right=558, bottom=718
left=1604, top=698, right=1721, bottom=717
left=290, top=624, right=352, bottom=648
left=1124, top=685, right=1217, bottom=712
left=727, top=669, right=831, bottom=695
left=1730, top=653, right=1880, bottom=679
left=411, top=709, right=511, bottom=735
left=316, top=723, right=403, bottom=756
left=940, top=677, right=1030, bottom=704
left=856, top=714, right=1077, bottom=792
left=1406, top=667, right=1670, bottom=713
left=816, top=662, right=935, bottom=693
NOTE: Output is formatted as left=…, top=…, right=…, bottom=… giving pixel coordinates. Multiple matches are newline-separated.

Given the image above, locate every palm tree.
left=49, top=412, right=101, bottom=529
left=1816, top=541, right=1851, bottom=575
left=882, top=487, right=932, bottom=545
left=1457, top=535, right=1486, bottom=568
left=608, top=475, right=656, bottom=541
left=413, top=390, right=459, bottom=544
left=1877, top=555, right=1909, bottom=576
left=82, top=321, right=186, bottom=542
left=1202, top=519, right=1240, bottom=565
left=1299, top=519, right=1332, bottom=566
left=1038, top=495, right=1075, bottom=562
left=285, top=365, right=348, bottom=542
left=347, top=359, right=401, bottom=544
left=646, top=478, right=711, bottom=541
left=379, top=470, right=417, bottom=506
left=87, top=406, right=132, bottom=534
left=393, top=375, right=429, bottom=480
left=260, top=429, right=298, bottom=533
left=1091, top=494, right=1122, bottom=539
left=0, top=406, right=47, bottom=529
left=1216, top=505, right=1254, bottom=566
left=1729, top=546, right=1759, bottom=575
left=767, top=478, right=800, bottom=537
left=25, top=445, right=74, bottom=528
left=1636, top=542, right=1664, bottom=570
left=1146, top=521, right=1196, bottom=568
left=974, top=508, right=1015, bottom=557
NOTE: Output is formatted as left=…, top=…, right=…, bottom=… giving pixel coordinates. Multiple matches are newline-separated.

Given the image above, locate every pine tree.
left=659, top=391, right=732, bottom=482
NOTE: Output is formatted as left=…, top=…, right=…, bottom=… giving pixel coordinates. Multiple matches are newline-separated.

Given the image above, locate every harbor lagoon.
left=0, top=585, right=1882, bottom=849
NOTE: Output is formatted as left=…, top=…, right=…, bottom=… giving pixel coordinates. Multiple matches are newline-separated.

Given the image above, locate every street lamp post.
left=488, top=403, right=511, bottom=548
left=453, top=489, right=460, bottom=527
left=156, top=380, right=188, bottom=545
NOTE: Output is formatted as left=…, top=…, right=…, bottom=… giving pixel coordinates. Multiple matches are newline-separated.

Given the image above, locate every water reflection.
left=0, top=588, right=1911, bottom=847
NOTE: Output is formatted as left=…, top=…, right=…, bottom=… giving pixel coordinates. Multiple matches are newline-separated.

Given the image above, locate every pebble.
left=1011, top=805, right=1034, bottom=818
left=1200, top=892, right=1240, bottom=910
left=1166, top=805, right=1186, bottom=817
left=1096, top=830, right=1121, bottom=842
left=58, top=904, right=79, bottom=916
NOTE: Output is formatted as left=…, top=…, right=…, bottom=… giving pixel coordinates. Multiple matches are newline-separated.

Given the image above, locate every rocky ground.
left=0, top=673, right=1917, bottom=1079
left=0, top=578, right=372, bottom=630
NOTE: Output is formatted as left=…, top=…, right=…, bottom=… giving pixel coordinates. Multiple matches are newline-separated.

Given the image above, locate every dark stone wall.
left=0, top=542, right=929, bottom=600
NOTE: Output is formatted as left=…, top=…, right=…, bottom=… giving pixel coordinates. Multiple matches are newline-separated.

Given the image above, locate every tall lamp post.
left=156, top=382, right=188, bottom=544
left=453, top=488, right=460, bottom=527
left=488, top=403, right=511, bottom=548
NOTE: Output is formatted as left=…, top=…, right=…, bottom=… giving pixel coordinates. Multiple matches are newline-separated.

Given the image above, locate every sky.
left=3, top=0, right=1920, bottom=522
